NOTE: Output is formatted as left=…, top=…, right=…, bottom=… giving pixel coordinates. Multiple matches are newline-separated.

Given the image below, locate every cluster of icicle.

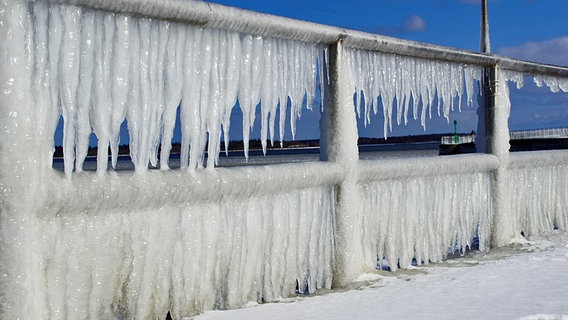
left=28, top=1, right=325, bottom=175
left=359, top=172, right=492, bottom=271
left=32, top=184, right=334, bottom=319
left=345, top=48, right=482, bottom=137
left=498, top=69, right=568, bottom=96
left=509, top=165, right=568, bottom=237
left=534, top=74, right=568, bottom=93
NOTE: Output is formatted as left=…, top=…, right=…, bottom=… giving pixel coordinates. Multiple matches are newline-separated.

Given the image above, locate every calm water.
left=52, top=142, right=440, bottom=172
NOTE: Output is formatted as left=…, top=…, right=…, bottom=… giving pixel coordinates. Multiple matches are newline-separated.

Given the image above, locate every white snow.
left=195, top=231, right=568, bottom=320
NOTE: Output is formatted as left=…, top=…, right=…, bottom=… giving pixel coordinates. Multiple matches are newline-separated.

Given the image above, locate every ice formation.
left=38, top=175, right=335, bottom=319
left=2, top=0, right=568, bottom=319
left=509, top=152, right=568, bottom=236
left=345, top=48, right=481, bottom=137
left=357, top=156, right=494, bottom=271
left=27, top=1, right=325, bottom=174
left=533, top=74, right=568, bottom=93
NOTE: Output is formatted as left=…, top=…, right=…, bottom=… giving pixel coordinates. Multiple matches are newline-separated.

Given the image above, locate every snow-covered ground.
left=195, top=231, right=568, bottom=320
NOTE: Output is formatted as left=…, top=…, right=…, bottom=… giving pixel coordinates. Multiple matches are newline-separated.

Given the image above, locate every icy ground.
left=195, top=231, right=568, bottom=320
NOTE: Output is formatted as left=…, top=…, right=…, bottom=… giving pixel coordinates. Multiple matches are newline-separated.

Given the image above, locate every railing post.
left=482, top=65, right=517, bottom=247
left=478, top=0, right=517, bottom=247
left=320, top=39, right=362, bottom=287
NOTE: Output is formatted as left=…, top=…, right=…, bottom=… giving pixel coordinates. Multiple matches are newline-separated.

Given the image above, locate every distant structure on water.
left=440, top=127, right=568, bottom=154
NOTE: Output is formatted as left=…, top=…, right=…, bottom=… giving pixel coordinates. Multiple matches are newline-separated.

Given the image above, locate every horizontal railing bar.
left=508, top=150, right=568, bottom=169
left=45, top=162, right=346, bottom=214
left=54, top=0, right=568, bottom=78
left=358, top=154, right=500, bottom=182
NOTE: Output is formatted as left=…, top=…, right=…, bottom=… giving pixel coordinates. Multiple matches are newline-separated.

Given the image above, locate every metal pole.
left=481, top=0, right=491, bottom=54
left=478, top=0, right=516, bottom=247
left=321, top=39, right=362, bottom=287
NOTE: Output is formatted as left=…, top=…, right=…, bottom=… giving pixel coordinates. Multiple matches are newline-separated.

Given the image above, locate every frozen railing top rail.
left=55, top=0, right=568, bottom=78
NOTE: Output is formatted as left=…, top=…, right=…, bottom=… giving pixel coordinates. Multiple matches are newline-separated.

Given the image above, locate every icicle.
left=59, top=5, right=82, bottom=177
left=277, top=38, right=289, bottom=147
left=32, top=1, right=60, bottom=169
left=237, top=35, right=262, bottom=159
left=289, top=40, right=302, bottom=140
left=193, top=27, right=211, bottom=169
left=148, top=20, right=168, bottom=167
left=179, top=27, right=194, bottom=169
left=48, top=4, right=64, bottom=165
left=464, top=65, right=477, bottom=106
left=260, top=38, right=276, bottom=154
left=135, top=18, right=153, bottom=170
left=126, top=17, right=141, bottom=170
left=206, top=29, right=223, bottom=168
left=222, top=31, right=241, bottom=156
left=75, top=10, right=95, bottom=172
left=498, top=69, right=523, bottom=89
left=91, top=11, right=114, bottom=173
left=533, top=74, right=568, bottom=93
left=182, top=26, right=204, bottom=170
left=160, top=22, right=184, bottom=169
left=110, top=14, right=130, bottom=169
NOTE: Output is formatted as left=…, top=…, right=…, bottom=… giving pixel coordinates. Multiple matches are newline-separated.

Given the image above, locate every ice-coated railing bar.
left=358, top=154, right=500, bottom=182
left=45, top=162, right=346, bottom=213
left=508, top=150, right=568, bottom=169
left=53, top=0, right=568, bottom=78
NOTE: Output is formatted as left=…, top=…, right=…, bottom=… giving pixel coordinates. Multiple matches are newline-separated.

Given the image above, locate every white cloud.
left=376, top=15, right=427, bottom=35
left=497, top=36, right=568, bottom=67
left=403, top=15, right=427, bottom=33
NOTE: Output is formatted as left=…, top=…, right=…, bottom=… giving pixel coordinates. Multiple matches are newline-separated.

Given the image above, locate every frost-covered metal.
left=1, top=0, right=568, bottom=318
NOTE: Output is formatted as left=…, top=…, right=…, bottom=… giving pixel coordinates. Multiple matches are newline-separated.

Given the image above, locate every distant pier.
left=440, top=127, right=568, bottom=154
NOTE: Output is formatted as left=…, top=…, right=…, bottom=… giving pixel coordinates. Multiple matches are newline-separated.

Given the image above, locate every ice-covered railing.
left=347, top=49, right=480, bottom=136
left=26, top=0, right=568, bottom=175
left=356, top=155, right=497, bottom=271
left=3, top=0, right=568, bottom=319
left=22, top=0, right=568, bottom=176
left=27, top=1, right=326, bottom=175
left=508, top=151, right=568, bottom=237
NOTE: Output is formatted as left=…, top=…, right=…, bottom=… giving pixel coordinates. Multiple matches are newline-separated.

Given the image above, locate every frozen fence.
left=509, top=151, right=568, bottom=236
left=1, top=0, right=568, bottom=319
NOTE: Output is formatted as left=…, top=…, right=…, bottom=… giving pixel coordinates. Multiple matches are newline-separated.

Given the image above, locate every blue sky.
left=209, top=0, right=568, bottom=140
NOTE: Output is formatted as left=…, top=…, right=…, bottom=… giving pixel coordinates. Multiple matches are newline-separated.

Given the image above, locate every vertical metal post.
left=478, top=0, right=516, bottom=246
left=487, top=67, right=517, bottom=247
left=320, top=39, right=359, bottom=164
left=320, top=39, right=362, bottom=287
left=480, top=0, right=491, bottom=54
left=477, top=0, right=491, bottom=154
